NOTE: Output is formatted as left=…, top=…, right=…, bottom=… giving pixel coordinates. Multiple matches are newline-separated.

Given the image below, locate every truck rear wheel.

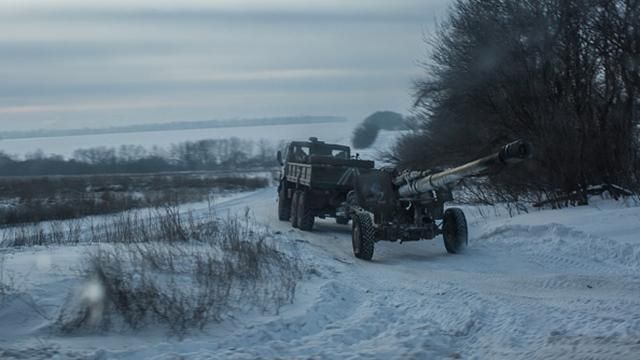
left=278, top=186, right=291, bottom=221
left=297, top=191, right=315, bottom=231
left=442, top=208, right=468, bottom=254
left=290, top=190, right=301, bottom=228
left=352, top=212, right=375, bottom=260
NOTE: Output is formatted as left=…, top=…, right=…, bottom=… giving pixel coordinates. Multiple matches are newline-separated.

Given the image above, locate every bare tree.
left=396, top=0, right=640, bottom=203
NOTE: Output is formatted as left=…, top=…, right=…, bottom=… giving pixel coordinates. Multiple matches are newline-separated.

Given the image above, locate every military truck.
left=277, top=137, right=532, bottom=261
left=276, top=137, right=374, bottom=230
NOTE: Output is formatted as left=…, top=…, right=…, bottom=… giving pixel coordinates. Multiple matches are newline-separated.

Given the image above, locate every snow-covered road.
left=2, top=187, right=639, bottom=359
left=214, top=188, right=640, bottom=359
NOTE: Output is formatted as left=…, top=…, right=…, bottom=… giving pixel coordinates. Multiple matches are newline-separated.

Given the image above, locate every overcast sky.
left=0, top=0, right=448, bottom=131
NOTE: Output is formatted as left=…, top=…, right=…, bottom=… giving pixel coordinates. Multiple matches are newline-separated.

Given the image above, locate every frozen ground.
left=0, top=119, right=402, bottom=161
left=0, top=188, right=639, bottom=359
left=0, top=121, right=358, bottom=159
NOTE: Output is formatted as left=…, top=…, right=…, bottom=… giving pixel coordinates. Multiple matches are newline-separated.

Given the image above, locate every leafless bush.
left=453, top=178, right=543, bottom=216
left=56, top=212, right=302, bottom=337
left=456, top=178, right=638, bottom=216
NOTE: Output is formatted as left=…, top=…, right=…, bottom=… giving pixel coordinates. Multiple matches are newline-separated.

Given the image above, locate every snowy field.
left=1, top=187, right=639, bottom=359
left=0, top=121, right=358, bottom=159
left=0, top=120, right=402, bottom=161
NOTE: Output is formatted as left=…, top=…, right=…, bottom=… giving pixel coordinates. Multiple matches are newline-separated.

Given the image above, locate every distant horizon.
left=0, top=115, right=348, bottom=140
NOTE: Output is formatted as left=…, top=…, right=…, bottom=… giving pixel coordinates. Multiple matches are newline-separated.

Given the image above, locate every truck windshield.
left=330, top=149, right=349, bottom=159
left=289, top=145, right=310, bottom=162
left=310, top=145, right=350, bottom=159
left=288, top=143, right=350, bottom=162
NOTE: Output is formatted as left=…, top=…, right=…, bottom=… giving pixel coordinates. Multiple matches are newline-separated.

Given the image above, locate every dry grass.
left=1, top=220, right=84, bottom=247
left=0, top=174, right=269, bottom=225
left=55, top=209, right=302, bottom=337
left=2, top=204, right=217, bottom=247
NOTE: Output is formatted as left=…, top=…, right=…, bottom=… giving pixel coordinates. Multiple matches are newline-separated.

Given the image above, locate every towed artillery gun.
left=344, top=140, right=532, bottom=260
left=276, top=138, right=532, bottom=260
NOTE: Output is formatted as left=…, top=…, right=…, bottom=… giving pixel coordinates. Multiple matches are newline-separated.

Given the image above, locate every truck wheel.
left=352, top=213, right=375, bottom=260
left=297, top=191, right=315, bottom=231
left=442, top=208, right=468, bottom=254
left=278, top=186, right=291, bottom=221
left=290, top=191, right=301, bottom=228
left=336, top=216, right=349, bottom=225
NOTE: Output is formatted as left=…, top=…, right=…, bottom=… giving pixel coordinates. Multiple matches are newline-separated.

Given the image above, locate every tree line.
left=352, top=111, right=407, bottom=149
left=0, top=138, right=282, bottom=176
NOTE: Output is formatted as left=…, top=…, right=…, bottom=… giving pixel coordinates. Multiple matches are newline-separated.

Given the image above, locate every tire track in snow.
left=475, top=223, right=640, bottom=274
left=183, top=189, right=640, bottom=359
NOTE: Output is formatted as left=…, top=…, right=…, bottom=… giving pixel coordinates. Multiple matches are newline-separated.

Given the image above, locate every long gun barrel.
left=395, top=140, right=532, bottom=197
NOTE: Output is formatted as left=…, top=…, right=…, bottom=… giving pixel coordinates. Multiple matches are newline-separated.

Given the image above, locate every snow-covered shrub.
left=56, top=213, right=302, bottom=336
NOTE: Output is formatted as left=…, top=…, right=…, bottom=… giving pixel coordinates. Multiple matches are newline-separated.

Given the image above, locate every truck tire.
left=442, top=207, right=468, bottom=254
left=278, top=186, right=291, bottom=221
left=336, top=216, right=349, bottom=225
left=352, top=212, right=375, bottom=260
left=297, top=191, right=315, bottom=231
left=290, top=190, right=301, bottom=228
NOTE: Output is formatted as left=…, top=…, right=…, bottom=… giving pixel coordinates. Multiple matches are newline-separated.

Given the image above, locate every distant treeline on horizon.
left=0, top=116, right=347, bottom=140
left=0, top=137, right=282, bottom=177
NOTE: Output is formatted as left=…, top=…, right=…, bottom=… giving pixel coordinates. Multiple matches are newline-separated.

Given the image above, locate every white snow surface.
left=1, top=190, right=639, bottom=359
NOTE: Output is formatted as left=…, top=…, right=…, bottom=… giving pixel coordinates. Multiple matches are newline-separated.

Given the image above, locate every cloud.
left=4, top=0, right=448, bottom=18
left=0, top=98, right=203, bottom=114
left=0, top=0, right=449, bottom=130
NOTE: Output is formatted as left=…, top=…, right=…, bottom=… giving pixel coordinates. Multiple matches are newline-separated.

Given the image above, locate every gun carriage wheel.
left=351, top=212, right=375, bottom=260
left=442, top=208, right=468, bottom=254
